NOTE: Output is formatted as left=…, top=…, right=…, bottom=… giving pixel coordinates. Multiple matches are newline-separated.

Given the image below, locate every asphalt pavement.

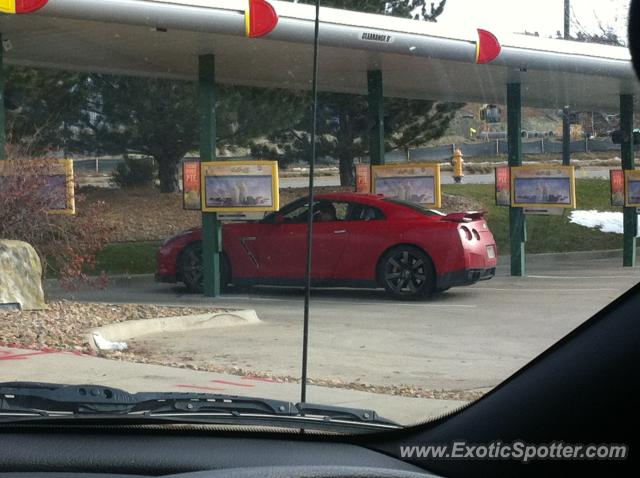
left=45, top=253, right=639, bottom=393
left=0, top=345, right=465, bottom=425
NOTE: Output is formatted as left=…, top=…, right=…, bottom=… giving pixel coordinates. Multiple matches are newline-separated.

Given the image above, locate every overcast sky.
left=436, top=0, right=630, bottom=40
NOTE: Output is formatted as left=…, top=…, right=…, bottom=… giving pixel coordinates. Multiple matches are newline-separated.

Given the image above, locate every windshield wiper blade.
left=0, top=382, right=296, bottom=417
left=0, top=382, right=399, bottom=427
left=295, top=403, right=397, bottom=425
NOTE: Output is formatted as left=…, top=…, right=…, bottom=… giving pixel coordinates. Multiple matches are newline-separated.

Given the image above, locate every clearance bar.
left=0, top=0, right=278, bottom=38
left=21, top=0, right=630, bottom=78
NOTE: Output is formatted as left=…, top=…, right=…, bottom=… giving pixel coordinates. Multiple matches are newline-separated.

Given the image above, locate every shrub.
left=111, top=156, right=156, bottom=188
left=0, top=152, right=113, bottom=288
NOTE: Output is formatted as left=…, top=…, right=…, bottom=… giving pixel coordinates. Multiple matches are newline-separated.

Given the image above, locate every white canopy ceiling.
left=1, top=0, right=638, bottom=112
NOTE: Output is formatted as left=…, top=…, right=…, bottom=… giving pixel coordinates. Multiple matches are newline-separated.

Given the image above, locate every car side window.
left=284, top=202, right=312, bottom=223
left=260, top=198, right=309, bottom=224
left=332, top=202, right=349, bottom=221
left=346, top=203, right=385, bottom=221
left=267, top=200, right=377, bottom=223
left=270, top=200, right=348, bottom=223
left=313, top=201, right=348, bottom=222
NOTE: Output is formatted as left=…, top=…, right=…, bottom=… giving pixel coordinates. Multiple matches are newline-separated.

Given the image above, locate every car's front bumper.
left=437, top=267, right=496, bottom=290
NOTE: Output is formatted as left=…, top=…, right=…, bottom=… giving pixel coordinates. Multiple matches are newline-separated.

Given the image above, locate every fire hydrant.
left=452, top=148, right=464, bottom=183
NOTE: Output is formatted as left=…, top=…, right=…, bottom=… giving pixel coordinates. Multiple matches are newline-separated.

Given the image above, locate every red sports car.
left=156, top=193, right=497, bottom=299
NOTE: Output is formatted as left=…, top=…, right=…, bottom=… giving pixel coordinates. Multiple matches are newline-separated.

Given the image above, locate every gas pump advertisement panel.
left=371, top=163, right=441, bottom=208
left=610, top=169, right=625, bottom=207
left=495, top=165, right=511, bottom=206
left=200, top=161, right=279, bottom=213
left=355, top=164, right=371, bottom=193
left=182, top=159, right=201, bottom=211
left=510, top=165, right=576, bottom=209
left=624, top=170, right=640, bottom=207
left=0, top=159, right=75, bottom=215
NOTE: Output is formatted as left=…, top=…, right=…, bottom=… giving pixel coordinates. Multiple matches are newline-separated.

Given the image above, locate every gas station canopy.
left=0, top=0, right=638, bottom=112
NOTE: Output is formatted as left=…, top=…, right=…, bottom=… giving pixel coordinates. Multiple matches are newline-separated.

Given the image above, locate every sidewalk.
left=0, top=346, right=467, bottom=425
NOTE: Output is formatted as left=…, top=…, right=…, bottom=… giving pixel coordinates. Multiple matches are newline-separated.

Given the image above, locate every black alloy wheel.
left=179, top=242, right=231, bottom=293
left=179, top=242, right=204, bottom=293
left=380, top=245, right=434, bottom=300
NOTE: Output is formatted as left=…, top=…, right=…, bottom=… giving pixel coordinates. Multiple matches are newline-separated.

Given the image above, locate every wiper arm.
left=0, top=382, right=399, bottom=427
left=0, top=382, right=296, bottom=417
left=295, top=402, right=397, bottom=425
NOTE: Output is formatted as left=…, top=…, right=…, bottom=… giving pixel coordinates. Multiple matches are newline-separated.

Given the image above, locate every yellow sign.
left=200, top=160, right=279, bottom=213
left=371, top=163, right=442, bottom=208
left=0, top=159, right=75, bottom=215
left=510, top=165, right=576, bottom=209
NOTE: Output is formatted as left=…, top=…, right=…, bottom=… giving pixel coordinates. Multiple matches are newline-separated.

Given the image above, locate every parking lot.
left=47, top=252, right=639, bottom=394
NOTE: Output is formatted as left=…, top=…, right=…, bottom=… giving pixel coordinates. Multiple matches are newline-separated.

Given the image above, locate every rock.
left=0, top=240, right=46, bottom=310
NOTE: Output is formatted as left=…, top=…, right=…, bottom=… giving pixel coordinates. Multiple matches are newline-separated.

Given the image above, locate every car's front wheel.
left=379, top=245, right=435, bottom=300
left=179, top=242, right=229, bottom=293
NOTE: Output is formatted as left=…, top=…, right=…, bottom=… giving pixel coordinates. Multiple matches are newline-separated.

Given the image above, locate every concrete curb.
left=496, top=248, right=635, bottom=267
left=104, top=274, right=156, bottom=287
left=86, top=310, right=261, bottom=351
left=44, top=273, right=156, bottom=289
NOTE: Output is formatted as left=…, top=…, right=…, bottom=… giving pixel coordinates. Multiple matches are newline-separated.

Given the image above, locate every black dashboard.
left=0, top=429, right=436, bottom=478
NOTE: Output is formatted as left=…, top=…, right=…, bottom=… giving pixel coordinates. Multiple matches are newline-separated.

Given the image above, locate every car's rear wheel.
left=379, top=245, right=435, bottom=300
left=179, top=242, right=230, bottom=293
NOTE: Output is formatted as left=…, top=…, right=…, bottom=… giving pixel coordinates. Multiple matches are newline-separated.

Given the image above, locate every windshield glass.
left=0, top=0, right=638, bottom=429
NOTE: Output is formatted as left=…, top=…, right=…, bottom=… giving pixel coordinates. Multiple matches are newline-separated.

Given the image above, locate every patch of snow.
left=569, top=210, right=640, bottom=237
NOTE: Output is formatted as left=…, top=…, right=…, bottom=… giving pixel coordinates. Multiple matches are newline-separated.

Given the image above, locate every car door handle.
left=333, top=230, right=347, bottom=234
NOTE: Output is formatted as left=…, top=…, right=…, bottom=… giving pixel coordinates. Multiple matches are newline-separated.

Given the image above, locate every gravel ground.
left=0, top=300, right=483, bottom=402
left=0, top=301, right=223, bottom=354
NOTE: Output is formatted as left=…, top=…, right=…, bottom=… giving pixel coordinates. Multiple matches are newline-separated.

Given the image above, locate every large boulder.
left=0, top=240, right=46, bottom=310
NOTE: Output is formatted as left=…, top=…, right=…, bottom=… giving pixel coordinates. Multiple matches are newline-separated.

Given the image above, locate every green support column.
left=367, top=70, right=384, bottom=166
left=508, top=83, right=526, bottom=276
left=199, top=54, right=222, bottom=297
left=620, top=94, right=636, bottom=267
left=0, top=33, right=5, bottom=160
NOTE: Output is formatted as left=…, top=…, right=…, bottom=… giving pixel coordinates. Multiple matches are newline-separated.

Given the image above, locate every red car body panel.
left=156, top=193, right=497, bottom=290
